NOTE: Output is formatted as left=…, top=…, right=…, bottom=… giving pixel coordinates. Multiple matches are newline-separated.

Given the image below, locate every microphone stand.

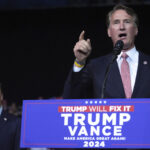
left=101, top=40, right=124, bottom=99
left=101, top=54, right=118, bottom=99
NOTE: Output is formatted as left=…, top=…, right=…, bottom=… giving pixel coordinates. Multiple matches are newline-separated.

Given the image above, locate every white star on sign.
left=90, top=101, right=93, bottom=104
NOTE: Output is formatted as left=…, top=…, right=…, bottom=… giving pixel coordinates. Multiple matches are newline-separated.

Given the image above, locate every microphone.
left=101, top=40, right=124, bottom=99
left=113, top=40, right=124, bottom=56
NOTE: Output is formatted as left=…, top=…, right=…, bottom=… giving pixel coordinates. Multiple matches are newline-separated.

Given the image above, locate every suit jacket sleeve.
left=63, top=63, right=93, bottom=99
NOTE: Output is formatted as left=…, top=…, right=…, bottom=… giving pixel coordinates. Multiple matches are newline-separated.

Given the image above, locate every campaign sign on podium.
left=21, top=98, right=150, bottom=148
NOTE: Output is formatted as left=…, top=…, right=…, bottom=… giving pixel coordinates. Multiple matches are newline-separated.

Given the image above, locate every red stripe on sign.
left=58, top=105, right=134, bottom=112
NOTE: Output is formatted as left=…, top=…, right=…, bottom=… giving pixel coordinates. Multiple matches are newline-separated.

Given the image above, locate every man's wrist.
left=74, top=59, right=85, bottom=68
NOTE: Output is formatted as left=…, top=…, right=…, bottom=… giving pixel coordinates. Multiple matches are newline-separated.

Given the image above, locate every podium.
left=21, top=98, right=150, bottom=148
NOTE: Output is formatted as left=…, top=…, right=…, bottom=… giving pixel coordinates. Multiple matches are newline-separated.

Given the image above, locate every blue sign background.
left=21, top=98, right=150, bottom=148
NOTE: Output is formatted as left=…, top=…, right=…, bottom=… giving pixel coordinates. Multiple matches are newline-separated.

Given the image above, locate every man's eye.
left=114, top=20, right=119, bottom=24
left=125, top=20, right=131, bottom=23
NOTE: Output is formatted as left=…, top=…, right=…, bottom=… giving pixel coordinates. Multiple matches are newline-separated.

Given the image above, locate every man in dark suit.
left=0, top=87, right=21, bottom=150
left=63, top=4, right=150, bottom=99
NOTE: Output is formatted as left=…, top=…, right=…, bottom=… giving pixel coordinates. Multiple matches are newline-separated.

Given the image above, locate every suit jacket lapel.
left=106, top=55, right=125, bottom=98
left=0, top=110, right=8, bottom=130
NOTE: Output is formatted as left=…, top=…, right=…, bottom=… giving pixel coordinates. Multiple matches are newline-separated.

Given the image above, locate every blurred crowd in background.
left=2, top=96, right=62, bottom=119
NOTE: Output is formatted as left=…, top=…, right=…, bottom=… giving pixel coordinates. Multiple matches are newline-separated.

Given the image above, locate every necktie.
left=120, top=52, right=132, bottom=98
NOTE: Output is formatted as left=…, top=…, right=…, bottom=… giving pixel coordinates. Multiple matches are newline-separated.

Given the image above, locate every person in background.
left=0, top=85, right=21, bottom=150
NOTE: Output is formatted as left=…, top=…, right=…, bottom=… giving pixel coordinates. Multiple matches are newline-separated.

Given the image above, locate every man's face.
left=107, top=9, right=138, bottom=50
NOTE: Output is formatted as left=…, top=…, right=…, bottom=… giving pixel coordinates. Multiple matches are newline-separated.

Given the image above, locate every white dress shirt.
left=117, top=47, right=139, bottom=91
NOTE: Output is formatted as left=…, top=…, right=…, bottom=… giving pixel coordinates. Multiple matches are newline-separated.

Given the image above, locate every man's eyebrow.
left=112, top=19, right=120, bottom=23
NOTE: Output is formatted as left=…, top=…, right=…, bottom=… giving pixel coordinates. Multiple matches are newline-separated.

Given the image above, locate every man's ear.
left=107, top=28, right=111, bottom=37
left=135, top=27, right=138, bottom=36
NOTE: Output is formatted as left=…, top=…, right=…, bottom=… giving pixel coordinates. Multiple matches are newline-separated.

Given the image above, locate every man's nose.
left=120, top=22, right=125, bottom=30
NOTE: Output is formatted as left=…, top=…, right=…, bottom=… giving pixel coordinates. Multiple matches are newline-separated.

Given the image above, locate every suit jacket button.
left=143, top=61, right=148, bottom=65
left=3, top=117, right=7, bottom=121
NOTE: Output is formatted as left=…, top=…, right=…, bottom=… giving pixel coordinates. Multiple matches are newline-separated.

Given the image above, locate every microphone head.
left=113, top=40, right=124, bottom=55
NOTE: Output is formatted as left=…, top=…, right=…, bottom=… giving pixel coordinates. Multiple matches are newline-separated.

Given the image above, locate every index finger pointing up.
left=79, top=30, right=85, bottom=41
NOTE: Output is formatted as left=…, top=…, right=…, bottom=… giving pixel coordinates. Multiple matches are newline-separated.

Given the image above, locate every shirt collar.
left=0, top=106, right=2, bottom=115
left=117, top=46, right=138, bottom=62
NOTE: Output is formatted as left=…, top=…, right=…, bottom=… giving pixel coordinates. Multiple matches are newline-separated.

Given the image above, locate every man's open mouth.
left=119, top=33, right=127, bottom=37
